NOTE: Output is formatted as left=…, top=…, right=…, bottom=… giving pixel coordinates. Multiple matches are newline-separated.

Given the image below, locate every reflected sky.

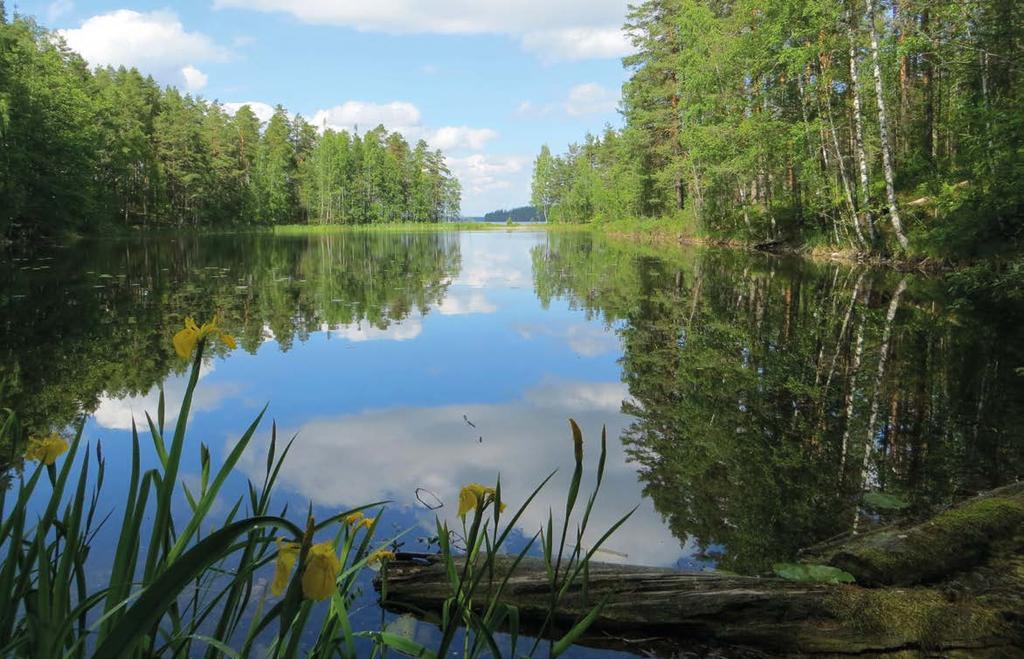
left=14, top=228, right=1022, bottom=656
left=71, top=230, right=688, bottom=657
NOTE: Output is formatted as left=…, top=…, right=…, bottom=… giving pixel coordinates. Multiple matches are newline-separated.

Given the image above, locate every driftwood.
left=379, top=485, right=1024, bottom=655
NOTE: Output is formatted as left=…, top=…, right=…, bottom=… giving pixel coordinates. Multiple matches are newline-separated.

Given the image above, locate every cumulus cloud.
left=437, top=290, right=497, bottom=315
left=447, top=154, right=529, bottom=195
left=564, top=82, right=619, bottom=117
left=313, top=101, right=422, bottom=135
left=236, top=378, right=687, bottom=566
left=58, top=10, right=231, bottom=86
left=212, top=0, right=633, bottom=61
left=514, top=322, right=622, bottom=358
left=311, top=102, right=497, bottom=152
left=223, top=101, right=277, bottom=124
left=181, top=65, right=208, bottom=92
left=321, top=319, right=423, bottom=342
left=453, top=242, right=530, bottom=288
left=93, top=363, right=239, bottom=430
left=429, top=126, right=499, bottom=151
left=521, top=27, right=633, bottom=61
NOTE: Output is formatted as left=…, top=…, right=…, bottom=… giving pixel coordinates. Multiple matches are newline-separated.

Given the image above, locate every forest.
left=531, top=0, right=1022, bottom=261
left=0, top=8, right=461, bottom=240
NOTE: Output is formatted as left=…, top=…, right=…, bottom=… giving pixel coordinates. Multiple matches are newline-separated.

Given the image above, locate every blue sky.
left=17, top=0, right=633, bottom=215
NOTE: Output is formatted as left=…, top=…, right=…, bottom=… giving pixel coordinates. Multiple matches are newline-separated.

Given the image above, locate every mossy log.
left=810, top=482, right=1024, bottom=586
left=380, top=556, right=1018, bottom=655
left=378, top=485, right=1024, bottom=655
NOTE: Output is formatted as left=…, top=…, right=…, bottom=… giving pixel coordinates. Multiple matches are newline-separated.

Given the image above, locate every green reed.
left=0, top=326, right=628, bottom=658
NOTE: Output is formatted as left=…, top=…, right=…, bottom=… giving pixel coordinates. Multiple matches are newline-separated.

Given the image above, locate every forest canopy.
left=0, top=9, right=461, bottom=239
left=532, top=0, right=1023, bottom=258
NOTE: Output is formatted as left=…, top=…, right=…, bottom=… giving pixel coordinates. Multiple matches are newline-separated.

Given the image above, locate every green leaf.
left=772, top=562, right=855, bottom=584
left=91, top=515, right=300, bottom=659
left=367, top=631, right=437, bottom=658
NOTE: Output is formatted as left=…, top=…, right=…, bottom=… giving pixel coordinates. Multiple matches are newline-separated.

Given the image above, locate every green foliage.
left=772, top=563, right=856, bottom=584
left=534, top=0, right=1023, bottom=259
left=483, top=206, right=540, bottom=223
left=0, top=17, right=460, bottom=240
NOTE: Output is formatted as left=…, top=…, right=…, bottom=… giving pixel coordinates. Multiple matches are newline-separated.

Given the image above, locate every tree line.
left=0, top=9, right=461, bottom=239
left=532, top=0, right=1022, bottom=257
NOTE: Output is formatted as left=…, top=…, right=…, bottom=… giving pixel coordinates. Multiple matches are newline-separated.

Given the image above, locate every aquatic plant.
left=0, top=316, right=625, bottom=657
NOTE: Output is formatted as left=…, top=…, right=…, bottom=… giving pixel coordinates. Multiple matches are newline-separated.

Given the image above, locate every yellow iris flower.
left=342, top=512, right=374, bottom=530
left=301, top=542, right=341, bottom=601
left=367, top=548, right=396, bottom=568
left=457, top=483, right=506, bottom=520
left=270, top=538, right=300, bottom=596
left=24, top=434, right=69, bottom=465
left=173, top=315, right=237, bottom=359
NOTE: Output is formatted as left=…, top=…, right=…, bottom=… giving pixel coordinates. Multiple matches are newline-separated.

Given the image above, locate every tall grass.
left=0, top=326, right=628, bottom=657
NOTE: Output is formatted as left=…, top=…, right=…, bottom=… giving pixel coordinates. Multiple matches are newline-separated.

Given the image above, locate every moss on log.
left=380, top=557, right=1021, bottom=654
left=818, top=483, right=1024, bottom=586
left=379, top=485, right=1024, bottom=654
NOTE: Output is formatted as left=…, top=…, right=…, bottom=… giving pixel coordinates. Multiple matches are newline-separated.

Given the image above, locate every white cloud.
left=212, top=0, right=633, bottom=61
left=223, top=101, right=277, bottom=124
left=93, top=363, right=239, bottom=430
left=521, top=27, right=633, bottom=61
left=237, top=379, right=687, bottom=566
left=181, top=65, right=208, bottom=92
left=448, top=154, right=529, bottom=195
left=514, top=322, right=622, bottom=357
left=45, top=0, right=74, bottom=23
left=58, top=10, right=231, bottom=85
left=437, top=290, right=497, bottom=315
left=321, top=319, right=423, bottom=342
left=564, top=82, right=619, bottom=117
left=428, top=126, right=499, bottom=151
left=313, top=101, right=422, bottom=135
left=312, top=102, right=496, bottom=152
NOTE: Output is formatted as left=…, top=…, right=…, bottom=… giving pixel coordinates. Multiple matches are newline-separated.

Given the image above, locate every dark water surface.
left=2, top=229, right=1022, bottom=655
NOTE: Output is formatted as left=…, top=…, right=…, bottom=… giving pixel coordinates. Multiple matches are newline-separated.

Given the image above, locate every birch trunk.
left=848, top=12, right=875, bottom=244
left=866, top=0, right=909, bottom=250
left=839, top=304, right=867, bottom=477
left=858, top=277, right=908, bottom=499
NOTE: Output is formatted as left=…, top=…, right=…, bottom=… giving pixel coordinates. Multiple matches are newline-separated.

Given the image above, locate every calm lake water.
left=3, top=229, right=1023, bottom=655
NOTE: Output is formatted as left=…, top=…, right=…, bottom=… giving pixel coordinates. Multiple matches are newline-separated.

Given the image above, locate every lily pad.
left=772, top=562, right=856, bottom=584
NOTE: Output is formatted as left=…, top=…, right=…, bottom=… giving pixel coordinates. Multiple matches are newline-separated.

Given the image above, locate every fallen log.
left=380, top=556, right=1018, bottom=655
left=812, top=482, right=1024, bottom=586
left=378, top=485, right=1024, bottom=655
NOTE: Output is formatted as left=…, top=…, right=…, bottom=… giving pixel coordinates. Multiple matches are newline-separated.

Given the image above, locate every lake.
left=2, top=229, right=1022, bottom=655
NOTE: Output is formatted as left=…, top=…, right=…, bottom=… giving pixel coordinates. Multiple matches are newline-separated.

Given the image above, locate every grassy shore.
left=273, top=221, right=546, bottom=234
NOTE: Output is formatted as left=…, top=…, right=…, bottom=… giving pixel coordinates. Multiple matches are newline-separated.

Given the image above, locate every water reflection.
left=0, top=231, right=460, bottom=448
left=1, top=228, right=1022, bottom=655
left=533, top=231, right=1024, bottom=573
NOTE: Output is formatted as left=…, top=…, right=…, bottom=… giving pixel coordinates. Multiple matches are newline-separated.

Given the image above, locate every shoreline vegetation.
left=528, top=0, right=1022, bottom=283
left=0, top=10, right=461, bottom=244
